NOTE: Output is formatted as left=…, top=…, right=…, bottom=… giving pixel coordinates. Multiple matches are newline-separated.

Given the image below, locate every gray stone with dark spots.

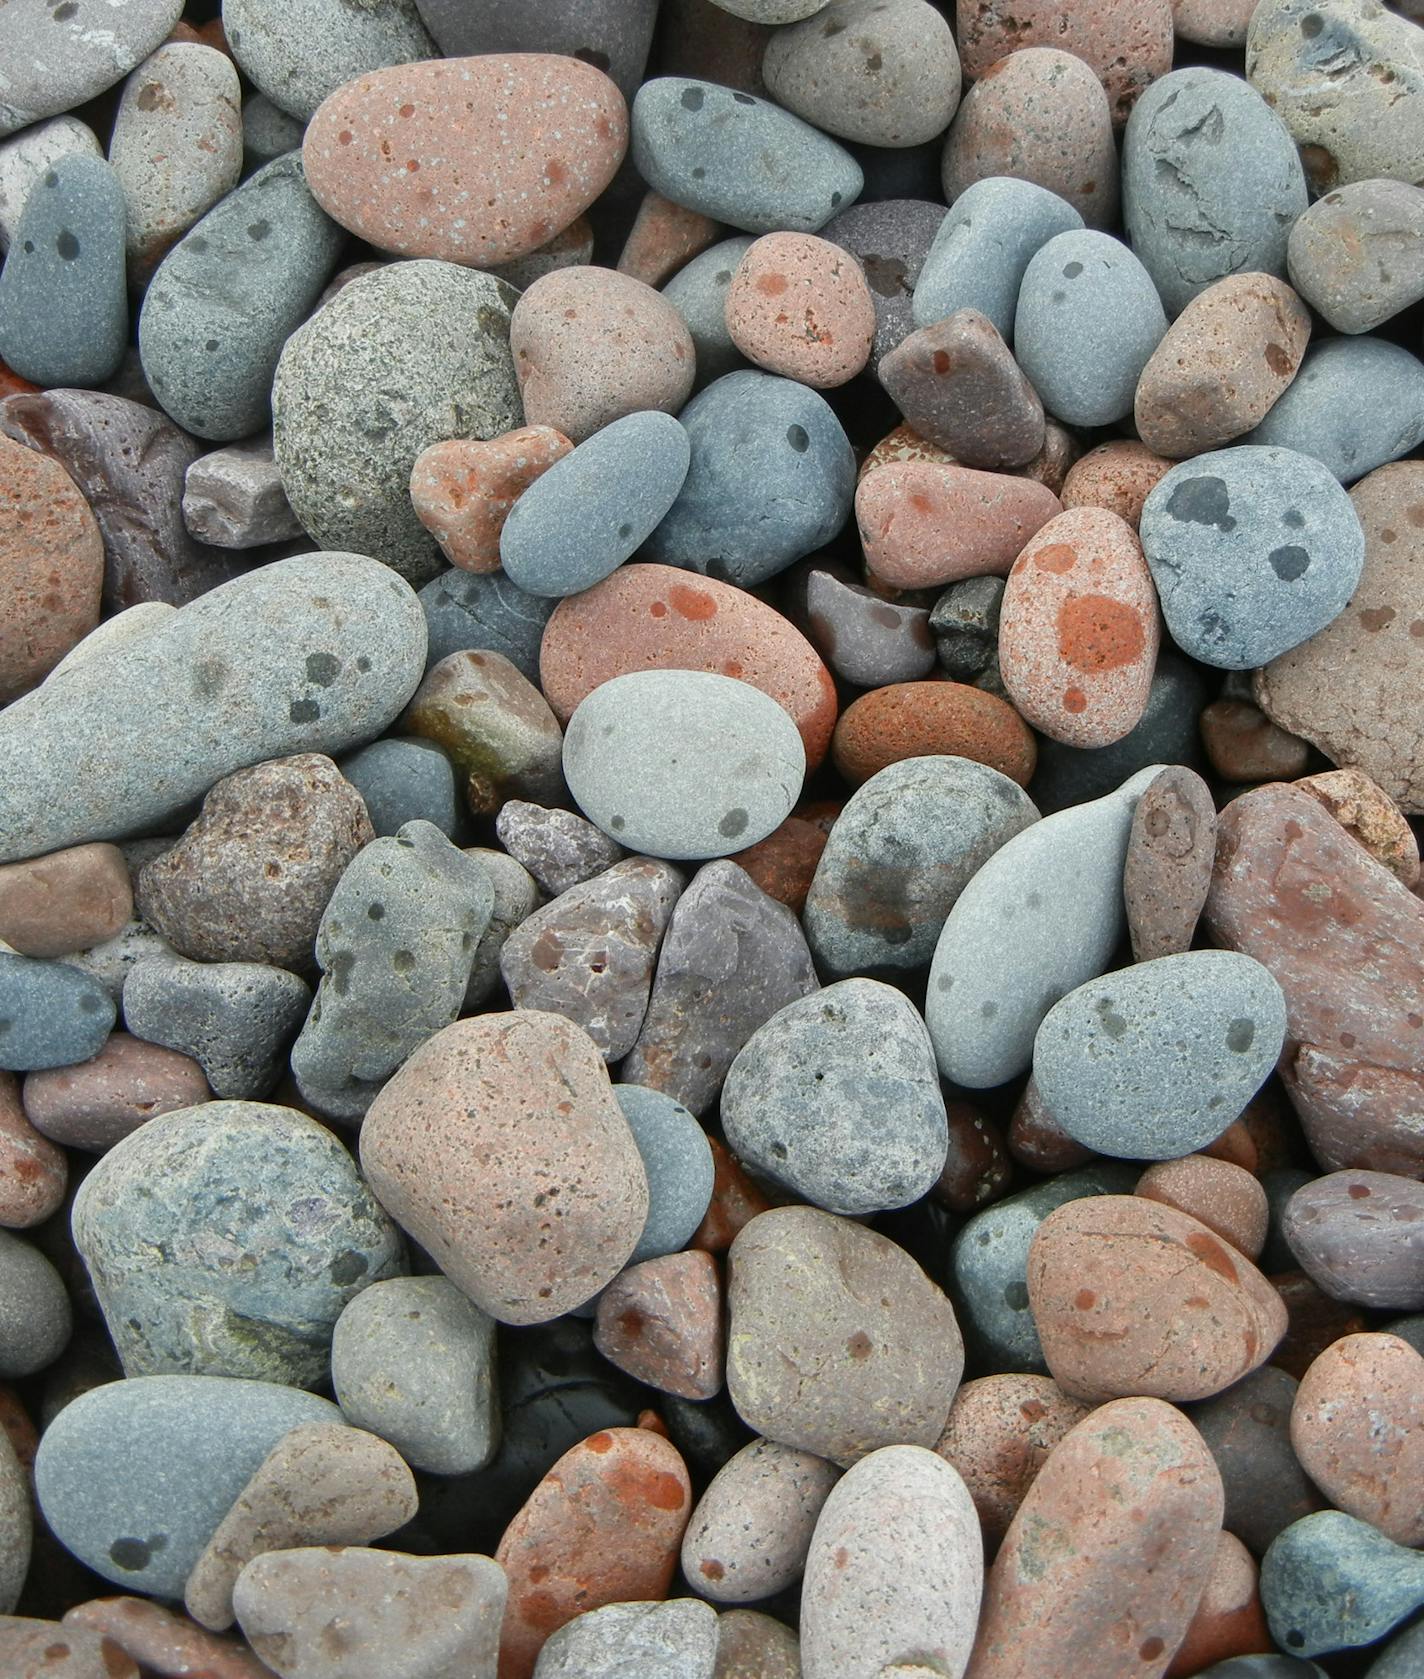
left=340, top=738, right=460, bottom=841
left=821, top=198, right=945, bottom=371
left=225, top=0, right=435, bottom=122
left=494, top=800, right=624, bottom=898
left=0, top=0, right=182, bottom=136
left=72, top=1099, right=405, bottom=1386
left=804, top=567, right=935, bottom=687
left=0, top=952, right=114, bottom=1071
left=661, top=236, right=756, bottom=388
left=417, top=567, right=556, bottom=684
left=1260, top=1511, right=1424, bottom=1659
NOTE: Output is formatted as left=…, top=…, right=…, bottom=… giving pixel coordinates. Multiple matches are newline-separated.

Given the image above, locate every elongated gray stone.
left=226, top=0, right=435, bottom=122
left=0, top=115, right=101, bottom=253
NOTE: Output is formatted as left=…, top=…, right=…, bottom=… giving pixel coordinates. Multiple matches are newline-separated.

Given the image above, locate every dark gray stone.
left=820, top=197, right=945, bottom=370
left=0, top=1229, right=71, bottom=1378
left=0, top=952, right=114, bottom=1071
left=494, top=801, right=624, bottom=898
left=615, top=1084, right=716, bottom=1264
left=340, top=738, right=460, bottom=841
left=417, top=567, right=555, bottom=685
left=661, top=236, right=756, bottom=388
left=1260, top=1511, right=1424, bottom=1658
left=225, top=0, right=434, bottom=122
left=413, top=0, right=658, bottom=101
left=930, top=575, right=1005, bottom=682
left=805, top=567, right=935, bottom=687
left=1189, top=1366, right=1322, bottom=1556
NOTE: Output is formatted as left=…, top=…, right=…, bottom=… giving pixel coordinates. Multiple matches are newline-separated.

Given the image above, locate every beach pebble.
left=182, top=437, right=304, bottom=550
left=410, top=428, right=573, bottom=577
left=225, top=0, right=435, bottom=122
left=0, top=844, right=129, bottom=961
left=0, top=116, right=102, bottom=253
left=820, top=198, right=945, bottom=372
left=0, top=1074, right=66, bottom=1227
left=594, top=1250, right=723, bottom=1400
left=1137, top=1155, right=1269, bottom=1261
left=534, top=1598, right=718, bottom=1679
left=0, top=0, right=181, bottom=137
left=1190, top=1366, right=1323, bottom=1556
left=0, top=953, right=114, bottom=1073
left=1061, top=440, right=1174, bottom=530
left=463, top=849, right=539, bottom=1010
left=682, top=1437, right=838, bottom=1603
left=414, top=0, right=657, bottom=101
left=339, top=740, right=459, bottom=843
left=616, top=1085, right=716, bottom=1264
left=1287, top=180, right=1424, bottom=334
left=22, top=1033, right=208, bottom=1153
left=1200, top=699, right=1310, bottom=783
left=0, top=1621, right=140, bottom=1679
left=241, top=93, right=306, bottom=168
left=495, top=803, right=622, bottom=899
left=724, top=233, right=875, bottom=388
left=832, top=679, right=1035, bottom=787
left=662, top=236, right=757, bottom=386
left=1295, top=768, right=1420, bottom=886
left=1174, top=0, right=1258, bottom=46
left=1259, top=1512, right=1424, bottom=1658
left=1123, top=765, right=1216, bottom=961
left=729, top=804, right=835, bottom=915
left=713, top=1612, right=801, bottom=1679
left=0, top=1230, right=70, bottom=1377
left=804, top=569, right=935, bottom=688
left=1282, top=1171, right=1424, bottom=1311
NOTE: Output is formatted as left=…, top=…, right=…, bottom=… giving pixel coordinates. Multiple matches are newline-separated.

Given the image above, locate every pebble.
left=1139, top=444, right=1366, bottom=669
left=413, top=0, right=658, bottom=102
left=725, top=1205, right=962, bottom=1465
left=800, top=1445, right=981, bottom=1679
left=820, top=198, right=945, bottom=372
left=1190, top=1366, right=1322, bottom=1556
left=834, top=681, right=1035, bottom=787
left=882, top=310, right=1045, bottom=469
left=804, top=569, right=935, bottom=688
left=631, top=77, right=862, bottom=234
left=0, top=1621, right=139, bottom=1679
left=1174, top=0, right=1259, bottom=46
left=22, top=1033, right=209, bottom=1153
left=1286, top=180, right=1424, bottom=335
left=225, top=0, right=435, bottom=122
left=1027, top=1195, right=1287, bottom=1402
left=493, top=217, right=597, bottom=291
left=0, top=844, right=129, bottom=961
left=182, top=440, right=303, bottom=552
left=1260, top=1512, right=1424, bottom=1658
left=0, top=1229, right=70, bottom=1377
left=241, top=93, right=305, bottom=167
left=0, top=154, right=127, bottom=391
left=594, top=1249, right=723, bottom=1399
left=0, top=1426, right=26, bottom=1613
left=463, top=848, right=540, bottom=1010
left=0, top=1073, right=66, bottom=1227
left=0, top=0, right=181, bottom=136
left=942, top=48, right=1119, bottom=230
left=713, top=1611, right=801, bottom=1679
left=495, top=802, right=623, bottom=898
left=661, top=236, right=757, bottom=385
left=1295, top=768, right=1420, bottom=886
left=563, top=670, right=806, bottom=861
left=1061, top=440, right=1174, bottom=530
left=1200, top=699, right=1310, bottom=784
left=331, top=1274, right=498, bottom=1478
left=410, top=428, right=573, bottom=577
left=615, top=1085, right=716, bottom=1264
left=60, top=1598, right=292, bottom=1679
left=1122, top=68, right=1307, bottom=318
left=303, top=55, right=626, bottom=270
left=1137, top=1155, right=1269, bottom=1262
left=623, top=859, right=820, bottom=1117
left=1282, top=1171, right=1424, bottom=1311
left=724, top=233, right=875, bottom=388
left=1164, top=1530, right=1273, bottom=1675
left=1371, top=1618, right=1424, bottom=1679
left=0, top=952, right=115, bottom=1073
left=122, top=955, right=310, bottom=1101
left=1014, top=230, right=1166, bottom=427
left=340, top=740, right=460, bottom=843
left=35, top=1374, right=341, bottom=1598
left=0, top=117, right=102, bottom=253
left=729, top=803, right=835, bottom=914
left=533, top=1597, right=718, bottom=1679
left=1123, top=765, right=1216, bottom=962
left=803, top=755, right=1037, bottom=980
left=359, top=1012, right=648, bottom=1323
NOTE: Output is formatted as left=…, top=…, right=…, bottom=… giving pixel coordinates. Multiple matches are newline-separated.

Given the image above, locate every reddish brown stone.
left=1165, top=1530, right=1272, bottom=1678
left=831, top=681, right=1037, bottom=788
left=0, top=1384, right=37, bottom=1473
left=725, top=233, right=876, bottom=389
left=593, top=1250, right=724, bottom=1400
left=1268, top=1269, right=1369, bottom=1381
left=1294, top=767, right=1420, bottom=888
left=0, top=1620, right=139, bottom=1679
left=0, top=844, right=130, bottom=961
left=1123, top=765, right=1217, bottom=963
left=1007, top=1078, right=1095, bottom=1174
left=688, top=1138, right=773, bottom=1255
left=729, top=803, right=837, bottom=914
left=0, top=1074, right=65, bottom=1230
left=1060, top=439, right=1173, bottom=531
left=616, top=190, right=723, bottom=288
left=931, top=1102, right=1013, bottom=1214
left=64, top=1594, right=300, bottom=1678
left=1136, top=1155, right=1269, bottom=1262
left=1200, top=700, right=1310, bottom=784
left=22, top=1033, right=209, bottom=1153
left=409, top=427, right=572, bottom=575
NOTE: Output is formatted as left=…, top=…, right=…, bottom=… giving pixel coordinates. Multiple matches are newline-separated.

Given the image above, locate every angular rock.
left=182, top=437, right=303, bottom=550
left=410, top=428, right=572, bottom=577
left=594, top=1250, right=723, bottom=1401
left=494, top=802, right=623, bottom=899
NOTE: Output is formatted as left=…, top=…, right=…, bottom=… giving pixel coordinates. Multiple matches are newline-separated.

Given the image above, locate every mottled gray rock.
left=494, top=802, right=624, bottom=899
left=1260, top=1512, right=1424, bottom=1658
left=1283, top=1171, right=1424, bottom=1311
left=462, top=847, right=540, bottom=1011
left=273, top=261, right=523, bottom=586
left=0, top=115, right=101, bottom=252
left=122, top=954, right=310, bottom=1099
left=0, top=551, right=428, bottom=864
left=632, top=77, right=862, bottom=234
left=418, top=567, right=555, bottom=684
left=331, top=1276, right=499, bottom=1477
left=340, top=738, right=459, bottom=841
left=0, top=1427, right=28, bottom=1612
left=414, top=0, right=658, bottom=101
left=661, top=236, right=756, bottom=387
left=1370, top=1615, right=1424, bottom=1679
left=46, top=604, right=175, bottom=685
left=0, top=1228, right=70, bottom=1377
left=713, top=1610, right=802, bottom=1679
left=225, top=0, right=435, bottom=122
left=614, top=1085, right=716, bottom=1265
left=623, top=859, right=820, bottom=1117
left=182, top=436, right=304, bottom=549
left=34, top=1374, right=341, bottom=1597
left=804, top=568, right=935, bottom=687
left=0, top=0, right=182, bottom=136
left=290, top=821, right=492, bottom=1122
left=805, top=756, right=1038, bottom=981
left=241, top=94, right=305, bottom=168
left=534, top=1598, right=719, bottom=1679
left=930, top=575, right=1005, bottom=681
left=0, top=953, right=114, bottom=1072
left=820, top=198, right=944, bottom=372
left=1287, top=179, right=1424, bottom=335
left=1189, top=1366, right=1322, bottom=1556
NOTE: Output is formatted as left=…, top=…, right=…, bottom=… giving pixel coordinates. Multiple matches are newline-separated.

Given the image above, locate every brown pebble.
left=0, top=843, right=131, bottom=960
left=409, top=426, right=573, bottom=575
left=831, top=682, right=1037, bottom=788
left=0, top=1073, right=66, bottom=1229
left=1007, top=1077, right=1096, bottom=1174
left=617, top=190, right=723, bottom=289
left=22, top=1033, right=209, bottom=1152
left=729, top=803, right=837, bottom=914
left=62, top=1597, right=285, bottom=1679
left=1268, top=1268, right=1370, bottom=1381
left=725, top=233, right=876, bottom=388
left=1136, top=1155, right=1269, bottom=1261
left=0, top=1619, right=139, bottom=1679
left=1200, top=699, right=1310, bottom=783
left=688, top=1139, right=774, bottom=1255
left=1060, top=439, right=1174, bottom=530
left=1123, top=765, right=1217, bottom=962
left=712, top=1609, right=801, bottom=1679
left=1165, top=1530, right=1272, bottom=1678
left=932, top=1101, right=1013, bottom=1214
left=1294, top=767, right=1420, bottom=887
left=593, top=1249, right=724, bottom=1401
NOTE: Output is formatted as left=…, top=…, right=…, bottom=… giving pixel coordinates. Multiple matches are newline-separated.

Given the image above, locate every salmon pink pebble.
left=1060, top=439, right=1174, bottom=530
left=831, top=681, right=1037, bottom=788
left=409, top=427, right=573, bottom=575
left=1136, top=1154, right=1269, bottom=1262
left=724, top=233, right=876, bottom=389
left=1164, top=1531, right=1273, bottom=1677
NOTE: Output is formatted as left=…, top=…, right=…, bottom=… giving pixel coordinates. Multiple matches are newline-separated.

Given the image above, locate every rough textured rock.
left=1282, top=1171, right=1424, bottom=1311
left=22, top=1032, right=209, bottom=1152
left=1123, top=766, right=1217, bottom=961
left=594, top=1250, right=724, bottom=1401
left=533, top=1598, right=718, bottom=1679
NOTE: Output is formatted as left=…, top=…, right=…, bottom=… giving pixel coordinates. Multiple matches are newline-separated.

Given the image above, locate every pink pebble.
left=725, top=233, right=876, bottom=389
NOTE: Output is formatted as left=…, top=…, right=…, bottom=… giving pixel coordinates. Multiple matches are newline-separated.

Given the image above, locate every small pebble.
left=495, top=802, right=624, bottom=899
left=1286, top=179, right=1424, bottom=335
left=22, top=1033, right=209, bottom=1153
left=1060, top=440, right=1173, bottom=530
left=594, top=1249, right=724, bottom=1400
left=615, top=1085, right=716, bottom=1264
left=0, top=1073, right=66, bottom=1228
left=618, top=189, right=723, bottom=289
left=725, top=232, right=875, bottom=388
left=1123, top=764, right=1217, bottom=962
left=182, top=436, right=304, bottom=550
left=831, top=681, right=1036, bottom=787
left=1190, top=1365, right=1323, bottom=1556
left=0, top=1229, right=70, bottom=1378
left=804, top=569, right=936, bottom=688
left=0, top=953, right=115, bottom=1073
left=1137, top=1155, right=1269, bottom=1262
left=1259, top=1512, right=1424, bottom=1658
left=533, top=1597, right=718, bottom=1679
left=410, top=428, right=573, bottom=577
left=1200, top=699, right=1311, bottom=784
left=339, top=739, right=460, bottom=843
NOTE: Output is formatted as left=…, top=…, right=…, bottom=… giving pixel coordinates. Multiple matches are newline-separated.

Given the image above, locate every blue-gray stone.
left=241, top=95, right=306, bottom=170
left=461, top=846, right=539, bottom=1012
left=949, top=1163, right=1139, bottom=1371
left=340, top=738, right=460, bottom=840
left=500, top=411, right=691, bottom=598
left=1368, top=1615, right=1424, bottom=1678
left=614, top=1085, right=716, bottom=1264
left=225, top=0, right=434, bottom=122
left=722, top=978, right=948, bottom=1217
left=631, top=78, right=862, bottom=235
left=1189, top=1365, right=1321, bottom=1556
left=35, top=1374, right=341, bottom=1597
left=1197, top=1660, right=1326, bottom=1678
left=1261, top=1511, right=1424, bottom=1658
left=72, top=1099, right=404, bottom=1387
left=1243, top=336, right=1424, bottom=483
left=661, top=236, right=755, bottom=388
left=821, top=197, right=945, bottom=370
left=1140, top=444, right=1366, bottom=669
left=804, top=755, right=1038, bottom=981
left=1014, top=230, right=1167, bottom=426
left=913, top=176, right=1083, bottom=341
left=0, top=1229, right=71, bottom=1378
left=643, top=371, right=855, bottom=588
left=139, top=153, right=343, bottom=442
left=418, top=567, right=555, bottom=684
left=563, top=670, right=806, bottom=862
left=1033, top=951, right=1288, bottom=1160
left=0, top=153, right=127, bottom=387
left=1123, top=68, right=1308, bottom=317
left=413, top=0, right=657, bottom=102
left=0, top=952, right=114, bottom=1071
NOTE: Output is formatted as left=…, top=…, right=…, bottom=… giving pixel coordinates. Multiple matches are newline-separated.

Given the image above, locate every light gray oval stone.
left=0, top=1427, right=28, bottom=1612
left=0, top=115, right=101, bottom=253
left=662, top=236, right=756, bottom=387
left=615, top=1084, right=716, bottom=1265
left=0, top=953, right=115, bottom=1071
left=0, top=0, right=182, bottom=136
left=1286, top=179, right=1424, bottom=335
left=225, top=0, right=436, bottom=122
left=534, top=1598, right=720, bottom=1679
left=0, top=1228, right=71, bottom=1377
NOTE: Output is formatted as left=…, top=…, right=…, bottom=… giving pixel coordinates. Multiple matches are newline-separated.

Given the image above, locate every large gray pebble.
left=1287, top=180, right=1424, bottom=335
left=0, top=0, right=182, bottom=135
left=225, top=0, right=435, bottom=122
left=821, top=198, right=945, bottom=371
left=0, top=1228, right=71, bottom=1377
left=1140, top=444, right=1366, bottom=669
left=1033, top=952, right=1288, bottom=1160
left=1123, top=68, right=1308, bottom=317
left=34, top=1374, right=340, bottom=1597
left=564, top=671, right=805, bottom=862
left=723, top=979, right=947, bottom=1216
left=0, top=551, right=428, bottom=864
left=73, top=1100, right=404, bottom=1386
left=418, top=567, right=555, bottom=684
left=614, top=1085, right=715, bottom=1265
left=340, top=738, right=460, bottom=840
left=804, top=756, right=1038, bottom=981
left=632, top=77, right=862, bottom=234
left=534, top=1598, right=719, bottom=1679
left=273, top=261, right=522, bottom=586
left=0, top=1428, right=28, bottom=1612
left=0, top=953, right=114, bottom=1071
left=662, top=237, right=756, bottom=387
left=0, top=115, right=101, bottom=252
left=643, top=370, right=855, bottom=588
left=415, top=0, right=657, bottom=100
left=331, top=1275, right=498, bottom=1476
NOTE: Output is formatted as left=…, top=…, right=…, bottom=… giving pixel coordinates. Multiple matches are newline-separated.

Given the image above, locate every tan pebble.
left=725, top=233, right=876, bottom=388
left=1136, top=1155, right=1269, bottom=1260
left=23, top=1032, right=209, bottom=1153
left=593, top=1249, right=724, bottom=1401
left=62, top=1595, right=276, bottom=1678
left=1061, top=439, right=1173, bottom=530
left=0, top=1618, right=139, bottom=1678
left=831, top=682, right=1036, bottom=787
left=1164, top=1530, right=1272, bottom=1677
left=1174, top=0, right=1258, bottom=48
left=0, top=1074, right=66, bottom=1228
left=409, top=427, right=572, bottom=575
left=1123, top=764, right=1217, bottom=962
left=618, top=190, right=723, bottom=288
left=1294, top=766, right=1420, bottom=887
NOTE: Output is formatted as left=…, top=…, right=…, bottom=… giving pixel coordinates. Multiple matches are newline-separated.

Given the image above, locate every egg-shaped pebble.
left=725, top=233, right=876, bottom=388
left=661, top=234, right=757, bottom=385
left=1287, top=180, right=1424, bottom=335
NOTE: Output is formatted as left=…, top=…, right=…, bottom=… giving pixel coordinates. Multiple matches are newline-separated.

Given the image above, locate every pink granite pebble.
left=725, top=233, right=876, bottom=389
left=23, top=1033, right=210, bottom=1152
left=593, top=1249, right=724, bottom=1401
left=409, top=427, right=573, bottom=575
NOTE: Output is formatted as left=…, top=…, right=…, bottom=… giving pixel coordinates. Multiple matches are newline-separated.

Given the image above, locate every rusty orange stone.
left=1060, top=439, right=1173, bottom=530
left=830, top=682, right=1037, bottom=788
left=410, top=427, right=572, bottom=574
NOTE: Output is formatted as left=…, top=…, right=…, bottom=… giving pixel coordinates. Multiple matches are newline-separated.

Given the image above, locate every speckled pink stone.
left=725, top=233, right=876, bottom=389
left=409, top=426, right=572, bottom=574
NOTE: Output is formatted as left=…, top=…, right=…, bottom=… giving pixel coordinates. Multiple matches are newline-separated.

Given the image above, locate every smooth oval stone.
left=360, top=1012, right=647, bottom=1325
left=1138, top=1154, right=1269, bottom=1261
left=1282, top=1171, right=1424, bottom=1311
left=725, top=232, right=876, bottom=388
left=1032, top=952, right=1287, bottom=1160
left=72, top=1100, right=403, bottom=1386
left=661, top=235, right=757, bottom=386
left=273, top=262, right=521, bottom=585
left=1123, top=68, right=1308, bottom=317
left=0, top=1227, right=70, bottom=1376
left=500, top=412, right=689, bottom=599
left=801, top=1445, right=981, bottom=1679
left=1140, top=444, right=1366, bottom=669
left=725, top=1206, right=962, bottom=1466
left=833, top=681, right=1034, bottom=790
left=820, top=198, right=945, bottom=372
left=643, top=370, right=855, bottom=588
left=0, top=552, right=426, bottom=865
left=1189, top=1365, right=1322, bottom=1556
left=413, top=0, right=658, bottom=101
left=1029, top=1195, right=1287, bottom=1403
left=615, top=1085, right=715, bottom=1264
left=35, top=1374, right=340, bottom=1597
left=0, top=155, right=127, bottom=389
left=139, top=153, right=344, bottom=443
left=0, top=116, right=101, bottom=253
left=0, top=954, right=114, bottom=1072
left=304, top=56, right=626, bottom=268
left=533, top=1598, right=718, bottom=1679
left=804, top=756, right=1037, bottom=981
left=0, top=841, right=129, bottom=961
left=1243, top=336, right=1424, bottom=484
left=0, top=0, right=181, bottom=136
left=23, top=1032, right=208, bottom=1152
left=340, top=739, right=459, bottom=841
left=226, top=0, right=434, bottom=122
left=1261, top=1512, right=1424, bottom=1658
left=970, top=1399, right=1223, bottom=1679
left=563, top=670, right=805, bottom=862
left=1287, top=180, right=1424, bottom=335
left=632, top=77, right=861, bottom=234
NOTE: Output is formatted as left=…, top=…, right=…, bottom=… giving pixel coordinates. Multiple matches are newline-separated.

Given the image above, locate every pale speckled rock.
left=462, top=846, right=540, bottom=1011
left=494, top=802, right=623, bottom=899
left=1287, top=180, right=1424, bottom=335
left=0, top=0, right=182, bottom=136
left=225, top=0, right=435, bottom=123
left=182, top=437, right=303, bottom=550
left=1282, top=1171, right=1424, bottom=1311
left=725, top=232, right=876, bottom=389
left=713, top=1611, right=801, bottom=1679
left=534, top=1599, right=719, bottom=1679
left=0, top=117, right=101, bottom=254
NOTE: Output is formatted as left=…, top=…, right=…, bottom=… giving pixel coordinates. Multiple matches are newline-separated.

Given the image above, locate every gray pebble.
left=34, top=1373, right=341, bottom=1597
left=1260, top=1511, right=1424, bottom=1659
left=535, top=1598, right=719, bottom=1679
left=632, top=77, right=862, bottom=235
left=662, top=237, right=757, bottom=387
left=500, top=411, right=691, bottom=599
left=241, top=95, right=305, bottom=169
left=723, top=978, right=947, bottom=1215
left=643, top=370, right=855, bottom=588
left=1287, top=179, right=1424, bottom=335
left=805, top=567, right=935, bottom=687
left=417, top=567, right=555, bottom=684
left=913, top=176, right=1083, bottom=342
left=225, top=0, right=435, bottom=122
left=0, top=952, right=115, bottom=1072
left=0, top=551, right=429, bottom=863
left=182, top=436, right=304, bottom=549
left=1196, top=1660, right=1324, bottom=1677
left=1014, top=230, right=1166, bottom=427
left=563, top=670, right=806, bottom=861
left=0, top=1427, right=28, bottom=1612
left=930, top=575, right=1005, bottom=682
left=0, top=1228, right=71, bottom=1377
left=0, top=0, right=181, bottom=135
left=0, top=154, right=127, bottom=388
left=821, top=198, right=945, bottom=371
left=494, top=801, right=624, bottom=898
left=1189, top=1365, right=1322, bottom=1556
left=1123, top=67, right=1308, bottom=317
left=1369, top=1614, right=1424, bottom=1679
left=461, top=846, right=540, bottom=1011
left=340, top=738, right=460, bottom=840
left=0, top=115, right=101, bottom=253
left=413, top=0, right=658, bottom=102
left=1140, top=444, right=1366, bottom=669
left=1283, top=1170, right=1424, bottom=1311
left=73, top=1100, right=404, bottom=1386
left=615, top=1084, right=716, bottom=1265
left=122, top=954, right=310, bottom=1099
left=331, top=1275, right=499, bottom=1476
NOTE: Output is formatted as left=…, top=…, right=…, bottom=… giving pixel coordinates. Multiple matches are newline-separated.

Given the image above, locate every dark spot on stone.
left=1226, top=1018, right=1255, bottom=1052
left=1287, top=1631, right=1305, bottom=1649
left=733, top=92, right=755, bottom=105
left=109, top=1535, right=163, bottom=1571
left=830, top=191, right=842, bottom=207
left=192, top=657, right=226, bottom=698
left=1139, top=1640, right=1165, bottom=1662
left=1282, top=508, right=1305, bottom=529
left=52, top=1, right=77, bottom=16
left=865, top=51, right=882, bottom=71
left=1003, top=1280, right=1029, bottom=1311
left=1269, top=545, right=1310, bottom=581
left=937, top=974, right=954, bottom=993
left=786, top=424, right=809, bottom=453
left=1166, top=475, right=1236, bottom=533
left=42, top=171, right=58, bottom=189
left=609, top=815, right=625, bottom=831
left=680, top=87, right=704, bottom=111
left=306, top=652, right=342, bottom=687
left=187, top=236, right=207, bottom=254
left=21, top=241, right=33, bottom=254
left=1300, top=13, right=1322, bottom=35
left=691, top=166, right=706, bottom=179
left=846, top=1330, right=873, bottom=1359
left=367, top=903, right=385, bottom=920
left=205, top=338, right=219, bottom=352
left=247, top=220, right=271, bottom=241
left=980, top=1001, right=998, bottom=1020
left=1094, top=997, right=1127, bottom=1039
left=55, top=230, right=79, bottom=260
left=1348, top=1182, right=1371, bottom=1198
left=769, top=1140, right=788, bottom=1159
left=573, top=46, right=610, bottom=72
left=882, top=922, right=912, bottom=945
left=617, top=523, right=633, bottom=540
left=860, top=252, right=909, bottom=298
left=1063, top=261, right=1083, bottom=278
left=290, top=699, right=320, bottom=723
left=328, top=1250, right=368, bottom=1285
left=718, top=808, right=749, bottom=838
left=328, top=951, right=355, bottom=995
left=79, top=992, right=102, bottom=1013
left=1076, top=1289, right=1096, bottom=1309
left=823, top=16, right=846, bottom=33
left=356, top=656, right=372, bottom=673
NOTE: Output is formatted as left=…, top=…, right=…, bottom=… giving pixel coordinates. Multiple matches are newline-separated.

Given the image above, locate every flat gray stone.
left=0, top=0, right=182, bottom=136
left=0, top=1228, right=70, bottom=1377
left=418, top=567, right=555, bottom=684
left=821, top=197, right=945, bottom=372
left=661, top=236, right=755, bottom=388
left=0, top=952, right=114, bottom=1071
left=225, top=0, right=435, bottom=122
left=534, top=1598, right=719, bottom=1679
left=340, top=738, right=460, bottom=840
left=614, top=1085, right=716, bottom=1264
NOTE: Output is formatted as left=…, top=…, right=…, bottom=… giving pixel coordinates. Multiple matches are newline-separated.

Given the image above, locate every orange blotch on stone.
left=700, top=1559, right=726, bottom=1581
left=585, top=1431, right=614, bottom=1453
left=669, top=584, right=717, bottom=621
left=1074, top=1289, right=1096, bottom=1309
left=1185, top=1231, right=1239, bottom=1283
left=1057, top=594, right=1147, bottom=671
left=932, top=349, right=952, bottom=374
left=1063, top=687, right=1087, bottom=713
left=1035, top=543, right=1077, bottom=574
left=756, top=272, right=789, bottom=296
